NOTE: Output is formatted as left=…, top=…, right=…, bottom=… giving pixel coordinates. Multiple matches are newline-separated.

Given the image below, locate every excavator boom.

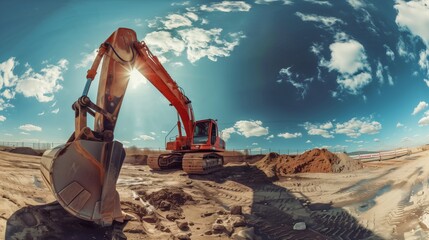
left=40, top=28, right=225, bottom=226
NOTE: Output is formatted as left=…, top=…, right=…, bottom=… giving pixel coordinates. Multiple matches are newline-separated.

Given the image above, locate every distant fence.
left=349, top=149, right=411, bottom=162
left=0, top=141, right=63, bottom=150
left=0, top=141, right=349, bottom=155
left=1, top=141, right=412, bottom=160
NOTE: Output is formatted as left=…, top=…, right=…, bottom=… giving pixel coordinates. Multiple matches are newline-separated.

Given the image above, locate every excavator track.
left=147, top=153, right=183, bottom=170
left=147, top=152, right=223, bottom=174
left=182, top=152, right=223, bottom=174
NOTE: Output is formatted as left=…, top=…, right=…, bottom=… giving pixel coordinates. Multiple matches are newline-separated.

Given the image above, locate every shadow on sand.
left=5, top=202, right=129, bottom=240
left=6, top=162, right=384, bottom=239
left=190, top=164, right=384, bottom=240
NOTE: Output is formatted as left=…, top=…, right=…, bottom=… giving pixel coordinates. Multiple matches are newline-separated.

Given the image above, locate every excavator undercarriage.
left=147, top=152, right=223, bottom=174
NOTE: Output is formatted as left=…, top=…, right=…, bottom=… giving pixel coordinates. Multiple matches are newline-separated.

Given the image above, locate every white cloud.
left=397, top=37, right=415, bottom=60
left=336, top=72, right=372, bottom=95
left=75, top=49, right=97, bottom=69
left=308, top=128, right=334, bottom=138
left=418, top=114, right=429, bottom=126
left=171, top=1, right=190, bottom=6
left=396, top=122, right=404, bottom=128
left=19, top=124, right=42, bottom=132
left=150, top=132, right=156, bottom=135
left=15, top=59, right=69, bottom=102
left=4, top=133, right=12, bottom=136
left=334, top=117, right=382, bottom=138
left=395, top=0, right=429, bottom=77
left=201, top=1, right=251, bottom=12
left=51, top=108, right=59, bottom=114
left=162, top=14, right=193, bottom=29
left=171, top=62, right=184, bottom=68
left=384, top=44, right=395, bottom=61
left=376, top=61, right=384, bottom=84
left=234, top=120, right=269, bottom=137
left=302, top=122, right=334, bottom=138
left=0, top=99, right=13, bottom=111
left=328, top=39, right=369, bottom=74
left=278, top=66, right=310, bottom=98
left=347, top=0, right=366, bottom=9
left=321, top=36, right=372, bottom=95
left=221, top=127, right=236, bottom=141
left=320, top=121, right=333, bottom=129
left=395, top=0, right=429, bottom=47
left=295, top=12, right=344, bottom=28
left=412, top=101, right=428, bottom=115
left=255, top=0, right=293, bottom=4
left=0, top=57, right=18, bottom=89
left=278, top=132, right=302, bottom=139
left=252, top=142, right=258, bottom=146
left=178, top=28, right=245, bottom=63
left=51, top=101, right=57, bottom=107
left=266, top=134, right=274, bottom=140
left=303, top=0, right=331, bottom=6
left=144, top=31, right=186, bottom=57
left=161, top=130, right=168, bottom=134
left=306, top=140, right=311, bottom=143
left=424, top=79, right=429, bottom=87
left=373, top=138, right=380, bottom=142
left=0, top=58, right=18, bottom=111
left=419, top=49, right=429, bottom=76
left=386, top=69, right=394, bottom=85
left=1, top=89, right=15, bottom=99
left=184, top=12, right=199, bottom=21
left=38, top=111, right=45, bottom=116
left=0, top=115, right=5, bottom=121
left=20, top=131, right=30, bottom=135
left=139, top=134, right=155, bottom=141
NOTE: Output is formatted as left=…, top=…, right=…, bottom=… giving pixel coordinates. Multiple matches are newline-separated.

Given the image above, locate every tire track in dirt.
left=310, top=210, right=375, bottom=240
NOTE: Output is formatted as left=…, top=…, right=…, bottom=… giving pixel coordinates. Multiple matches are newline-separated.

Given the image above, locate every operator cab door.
left=210, top=122, right=217, bottom=145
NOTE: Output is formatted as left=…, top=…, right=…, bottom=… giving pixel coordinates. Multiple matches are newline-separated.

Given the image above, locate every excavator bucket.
left=40, top=140, right=125, bottom=226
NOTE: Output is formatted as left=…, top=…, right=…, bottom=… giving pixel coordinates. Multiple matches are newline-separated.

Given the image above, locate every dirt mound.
left=333, top=152, right=364, bottom=172
left=255, top=149, right=363, bottom=177
left=142, top=188, right=193, bottom=211
left=9, top=147, right=40, bottom=156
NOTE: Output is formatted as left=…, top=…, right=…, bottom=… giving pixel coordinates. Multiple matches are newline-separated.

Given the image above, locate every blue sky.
left=1, top=0, right=429, bottom=153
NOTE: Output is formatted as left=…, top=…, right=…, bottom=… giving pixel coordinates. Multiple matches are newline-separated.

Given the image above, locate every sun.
left=128, top=68, right=148, bottom=89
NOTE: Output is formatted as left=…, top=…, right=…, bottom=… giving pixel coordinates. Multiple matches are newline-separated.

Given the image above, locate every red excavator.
left=40, top=28, right=225, bottom=226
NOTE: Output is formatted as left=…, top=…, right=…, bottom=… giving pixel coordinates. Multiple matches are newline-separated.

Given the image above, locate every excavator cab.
left=191, top=119, right=225, bottom=151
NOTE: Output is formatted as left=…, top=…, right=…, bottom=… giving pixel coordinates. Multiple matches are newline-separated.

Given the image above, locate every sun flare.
left=128, top=68, right=148, bottom=89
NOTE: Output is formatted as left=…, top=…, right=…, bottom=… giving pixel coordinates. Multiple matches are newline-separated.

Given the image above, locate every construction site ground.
left=1, top=149, right=429, bottom=240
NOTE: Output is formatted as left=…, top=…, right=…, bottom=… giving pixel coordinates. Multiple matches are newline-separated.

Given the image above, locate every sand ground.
left=1, top=149, right=429, bottom=239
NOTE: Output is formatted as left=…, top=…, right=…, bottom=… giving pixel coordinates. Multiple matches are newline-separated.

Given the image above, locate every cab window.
left=193, top=121, right=209, bottom=144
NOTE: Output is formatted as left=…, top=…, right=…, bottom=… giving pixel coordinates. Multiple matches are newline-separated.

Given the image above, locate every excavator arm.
left=74, top=28, right=194, bottom=146
left=40, top=28, right=224, bottom=227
